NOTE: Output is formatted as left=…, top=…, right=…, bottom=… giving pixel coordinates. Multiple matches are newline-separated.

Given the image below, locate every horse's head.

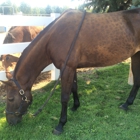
left=3, top=26, right=23, bottom=44
left=3, top=32, right=16, bottom=44
left=1, top=54, right=19, bottom=79
left=1, top=80, right=32, bottom=125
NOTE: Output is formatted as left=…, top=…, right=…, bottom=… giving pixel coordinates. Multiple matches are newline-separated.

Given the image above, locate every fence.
left=0, top=13, right=60, bottom=81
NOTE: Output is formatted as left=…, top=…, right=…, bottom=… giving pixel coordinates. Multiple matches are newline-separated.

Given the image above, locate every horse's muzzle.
left=6, top=114, right=22, bottom=125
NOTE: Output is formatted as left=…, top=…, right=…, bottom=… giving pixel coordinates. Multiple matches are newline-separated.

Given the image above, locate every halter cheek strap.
left=6, top=79, right=30, bottom=116
left=10, top=79, right=30, bottom=101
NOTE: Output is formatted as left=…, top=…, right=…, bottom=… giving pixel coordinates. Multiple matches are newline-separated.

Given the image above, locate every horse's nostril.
left=8, top=96, right=14, bottom=101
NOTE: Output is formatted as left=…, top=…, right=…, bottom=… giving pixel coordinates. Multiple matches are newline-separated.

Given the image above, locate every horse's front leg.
left=120, top=52, right=140, bottom=110
left=53, top=66, right=75, bottom=135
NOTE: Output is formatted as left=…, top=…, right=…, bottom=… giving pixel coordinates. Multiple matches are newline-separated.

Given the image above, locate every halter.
left=6, top=78, right=30, bottom=116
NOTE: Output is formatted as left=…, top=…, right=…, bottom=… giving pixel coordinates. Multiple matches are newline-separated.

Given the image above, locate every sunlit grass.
left=0, top=117, right=6, bottom=129
left=1, top=62, right=140, bottom=139
left=0, top=117, right=6, bottom=123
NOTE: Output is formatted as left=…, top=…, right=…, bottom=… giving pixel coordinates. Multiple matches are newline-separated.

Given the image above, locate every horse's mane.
left=13, top=9, right=72, bottom=78
left=3, top=26, right=17, bottom=43
left=9, top=26, right=17, bottom=32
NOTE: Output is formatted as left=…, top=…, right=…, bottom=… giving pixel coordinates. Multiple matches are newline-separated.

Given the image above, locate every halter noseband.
left=6, top=79, right=30, bottom=116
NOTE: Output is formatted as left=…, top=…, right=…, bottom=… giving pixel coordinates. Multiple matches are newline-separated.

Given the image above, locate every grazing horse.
left=2, top=8, right=140, bottom=135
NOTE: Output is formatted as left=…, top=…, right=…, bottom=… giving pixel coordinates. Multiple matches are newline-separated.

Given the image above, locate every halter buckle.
left=22, top=96, right=30, bottom=103
left=15, top=111, right=20, bottom=116
left=19, top=89, right=24, bottom=95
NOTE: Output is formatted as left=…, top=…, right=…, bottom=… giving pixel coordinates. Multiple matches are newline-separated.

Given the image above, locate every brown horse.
left=0, top=26, right=44, bottom=78
left=3, top=26, right=44, bottom=43
left=2, top=8, right=140, bottom=135
left=1, top=54, right=19, bottom=79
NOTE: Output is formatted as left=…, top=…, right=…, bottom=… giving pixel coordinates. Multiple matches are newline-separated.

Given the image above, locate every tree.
left=80, top=0, right=140, bottom=13
left=45, top=5, right=52, bottom=14
left=132, top=0, right=140, bottom=5
left=20, top=2, right=31, bottom=14
left=40, top=8, right=46, bottom=14
left=131, top=0, right=140, bottom=8
left=31, top=7, right=40, bottom=15
left=52, top=6, right=63, bottom=13
left=61, top=6, right=70, bottom=12
left=12, top=4, right=20, bottom=14
left=0, top=0, right=13, bottom=15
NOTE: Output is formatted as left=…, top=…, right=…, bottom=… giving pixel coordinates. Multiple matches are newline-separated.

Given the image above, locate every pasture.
left=1, top=61, right=140, bottom=140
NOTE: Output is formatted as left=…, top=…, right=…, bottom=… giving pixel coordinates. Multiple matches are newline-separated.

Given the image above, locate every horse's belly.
left=77, top=50, right=134, bottom=68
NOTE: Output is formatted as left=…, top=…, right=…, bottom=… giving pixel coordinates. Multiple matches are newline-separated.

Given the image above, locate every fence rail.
left=0, top=13, right=60, bottom=81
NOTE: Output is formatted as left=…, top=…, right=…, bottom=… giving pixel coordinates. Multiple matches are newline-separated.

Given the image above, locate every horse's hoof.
left=119, top=104, right=128, bottom=111
left=71, top=105, right=80, bottom=111
left=71, top=107, right=77, bottom=111
left=52, top=128, right=63, bottom=135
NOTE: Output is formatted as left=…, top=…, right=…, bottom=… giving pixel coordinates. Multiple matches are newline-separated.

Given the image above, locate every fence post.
left=0, top=71, right=7, bottom=81
left=50, top=13, right=60, bottom=80
left=51, top=65, right=60, bottom=80
left=50, top=13, right=60, bottom=20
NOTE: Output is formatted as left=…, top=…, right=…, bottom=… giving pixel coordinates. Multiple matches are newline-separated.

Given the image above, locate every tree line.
left=0, top=0, right=140, bottom=15
left=82, top=0, right=140, bottom=13
left=0, top=0, right=69, bottom=15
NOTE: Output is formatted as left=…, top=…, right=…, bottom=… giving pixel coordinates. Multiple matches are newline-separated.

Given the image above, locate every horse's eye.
left=8, top=96, right=14, bottom=101
left=6, top=56, right=9, bottom=61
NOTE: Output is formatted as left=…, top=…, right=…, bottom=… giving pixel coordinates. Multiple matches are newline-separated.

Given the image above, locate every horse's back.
left=49, top=9, right=140, bottom=68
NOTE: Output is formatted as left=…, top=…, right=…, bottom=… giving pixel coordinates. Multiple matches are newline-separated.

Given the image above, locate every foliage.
left=0, top=0, right=13, bottom=15
left=31, top=7, right=40, bottom=15
left=39, top=8, right=46, bottom=14
left=0, top=0, right=67, bottom=15
left=1, top=0, right=140, bottom=15
left=82, top=0, right=140, bottom=13
left=52, top=6, right=64, bottom=13
left=45, top=5, right=52, bottom=14
left=19, top=2, right=32, bottom=14
left=1, top=62, right=140, bottom=139
left=12, top=4, right=19, bottom=14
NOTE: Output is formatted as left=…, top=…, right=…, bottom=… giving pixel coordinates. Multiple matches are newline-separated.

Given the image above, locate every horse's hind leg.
left=71, top=71, right=80, bottom=111
left=120, top=52, right=140, bottom=110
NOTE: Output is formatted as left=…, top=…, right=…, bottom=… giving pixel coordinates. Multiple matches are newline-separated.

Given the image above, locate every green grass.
left=1, top=62, right=140, bottom=140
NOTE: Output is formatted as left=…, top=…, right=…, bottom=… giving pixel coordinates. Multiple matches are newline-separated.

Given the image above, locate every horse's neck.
left=15, top=38, right=52, bottom=89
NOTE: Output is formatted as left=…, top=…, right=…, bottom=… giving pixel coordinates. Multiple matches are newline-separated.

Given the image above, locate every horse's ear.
left=8, top=32, right=16, bottom=40
left=0, top=80, right=13, bottom=87
left=0, top=80, right=8, bottom=85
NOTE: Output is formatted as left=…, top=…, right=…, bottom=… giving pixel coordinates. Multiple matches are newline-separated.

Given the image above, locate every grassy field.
left=1, top=62, right=140, bottom=140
